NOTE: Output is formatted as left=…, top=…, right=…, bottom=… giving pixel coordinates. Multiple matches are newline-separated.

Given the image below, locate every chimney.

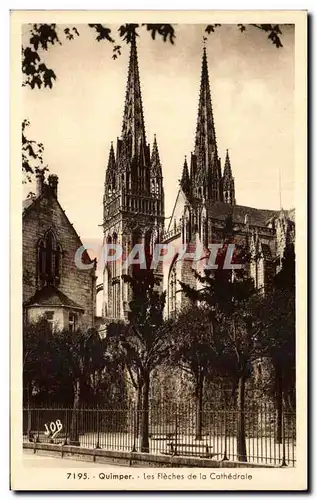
left=48, top=174, right=59, bottom=198
left=35, top=169, right=45, bottom=198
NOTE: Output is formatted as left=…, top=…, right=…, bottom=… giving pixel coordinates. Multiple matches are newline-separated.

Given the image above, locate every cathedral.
left=101, top=35, right=295, bottom=323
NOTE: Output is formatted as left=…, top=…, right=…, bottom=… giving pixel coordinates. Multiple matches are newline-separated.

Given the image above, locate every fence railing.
left=23, top=403, right=296, bottom=467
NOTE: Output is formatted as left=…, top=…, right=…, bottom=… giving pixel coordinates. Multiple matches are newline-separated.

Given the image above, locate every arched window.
left=202, top=217, right=208, bottom=247
left=168, top=257, right=178, bottom=318
left=37, top=230, right=62, bottom=288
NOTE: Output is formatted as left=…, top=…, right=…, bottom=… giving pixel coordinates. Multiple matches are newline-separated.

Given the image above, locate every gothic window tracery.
left=168, top=258, right=178, bottom=318
left=37, top=230, right=61, bottom=288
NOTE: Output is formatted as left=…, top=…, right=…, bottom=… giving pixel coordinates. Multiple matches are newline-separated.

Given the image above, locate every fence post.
left=222, top=405, right=229, bottom=461
left=280, top=404, right=287, bottom=467
left=174, top=402, right=178, bottom=456
left=96, top=408, right=100, bottom=449
left=131, top=404, right=137, bottom=452
left=63, top=409, right=68, bottom=446
left=35, top=409, right=40, bottom=443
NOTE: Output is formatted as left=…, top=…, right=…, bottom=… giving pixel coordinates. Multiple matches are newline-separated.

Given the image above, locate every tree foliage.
left=107, top=268, right=173, bottom=451
left=23, top=318, right=123, bottom=407
left=22, top=23, right=284, bottom=89
left=22, top=119, right=47, bottom=183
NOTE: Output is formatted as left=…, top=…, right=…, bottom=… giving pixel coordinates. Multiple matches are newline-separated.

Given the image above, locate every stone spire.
left=180, top=156, right=191, bottom=197
left=222, top=149, right=236, bottom=205
left=121, top=33, right=147, bottom=158
left=191, top=45, right=222, bottom=202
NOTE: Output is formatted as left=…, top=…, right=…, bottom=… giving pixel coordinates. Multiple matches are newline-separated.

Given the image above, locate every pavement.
left=23, top=450, right=123, bottom=468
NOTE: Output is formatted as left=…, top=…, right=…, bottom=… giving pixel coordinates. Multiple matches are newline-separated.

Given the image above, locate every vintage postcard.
left=10, top=10, right=307, bottom=491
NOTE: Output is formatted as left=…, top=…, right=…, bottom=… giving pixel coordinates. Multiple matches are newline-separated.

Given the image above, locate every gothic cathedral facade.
left=102, top=37, right=295, bottom=323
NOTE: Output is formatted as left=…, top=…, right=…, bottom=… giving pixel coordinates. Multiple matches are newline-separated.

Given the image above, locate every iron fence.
left=23, top=403, right=296, bottom=467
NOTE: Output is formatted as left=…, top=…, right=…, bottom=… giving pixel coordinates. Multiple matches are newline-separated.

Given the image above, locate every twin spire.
left=121, top=33, right=146, bottom=157
left=194, top=46, right=218, bottom=176
left=181, top=44, right=235, bottom=205
left=104, top=34, right=164, bottom=220
left=105, top=36, right=235, bottom=215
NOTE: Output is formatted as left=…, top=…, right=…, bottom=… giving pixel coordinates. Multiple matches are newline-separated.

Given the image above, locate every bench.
left=166, top=441, right=217, bottom=458
left=149, top=433, right=176, bottom=441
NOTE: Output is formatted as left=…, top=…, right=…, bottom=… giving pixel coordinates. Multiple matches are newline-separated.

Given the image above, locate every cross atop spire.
left=121, top=34, right=146, bottom=157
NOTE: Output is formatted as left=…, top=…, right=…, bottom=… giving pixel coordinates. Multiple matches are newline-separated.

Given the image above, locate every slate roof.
left=24, top=286, right=84, bottom=311
left=22, top=198, right=34, bottom=212
left=205, top=201, right=279, bottom=228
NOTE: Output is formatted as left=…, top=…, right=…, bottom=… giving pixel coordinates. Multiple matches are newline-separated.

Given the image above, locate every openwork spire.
left=194, top=46, right=218, bottom=175
left=121, top=34, right=146, bottom=157
left=191, top=45, right=222, bottom=202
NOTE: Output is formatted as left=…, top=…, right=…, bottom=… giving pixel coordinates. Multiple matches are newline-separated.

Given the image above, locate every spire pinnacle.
left=180, top=155, right=190, bottom=196
left=151, top=134, right=162, bottom=176
left=121, top=34, right=146, bottom=157
left=105, top=142, right=116, bottom=190
left=222, top=148, right=235, bottom=205
left=223, top=149, right=233, bottom=178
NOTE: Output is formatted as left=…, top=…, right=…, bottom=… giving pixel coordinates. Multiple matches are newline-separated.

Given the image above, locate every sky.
left=22, top=23, right=295, bottom=245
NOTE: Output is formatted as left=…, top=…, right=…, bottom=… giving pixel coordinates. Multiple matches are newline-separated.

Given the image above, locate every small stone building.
left=23, top=171, right=97, bottom=331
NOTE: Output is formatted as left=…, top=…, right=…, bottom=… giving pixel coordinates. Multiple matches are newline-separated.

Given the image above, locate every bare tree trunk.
left=195, top=369, right=204, bottom=440
left=69, top=379, right=80, bottom=446
left=275, top=366, right=283, bottom=444
left=136, top=386, right=142, bottom=438
left=27, top=383, right=32, bottom=440
left=237, top=374, right=247, bottom=462
left=140, top=371, right=150, bottom=453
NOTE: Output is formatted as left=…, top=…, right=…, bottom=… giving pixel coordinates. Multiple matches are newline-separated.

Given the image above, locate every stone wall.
left=23, top=195, right=96, bottom=328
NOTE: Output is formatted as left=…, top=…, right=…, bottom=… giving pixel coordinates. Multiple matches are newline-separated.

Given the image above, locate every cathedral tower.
left=102, top=34, right=165, bottom=321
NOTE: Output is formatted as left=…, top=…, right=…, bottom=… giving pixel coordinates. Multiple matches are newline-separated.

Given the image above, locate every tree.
left=22, top=119, right=47, bottom=183
left=260, top=243, right=296, bottom=443
left=171, top=304, right=219, bottom=440
left=179, top=216, right=260, bottom=461
left=53, top=328, right=108, bottom=445
left=23, top=317, right=55, bottom=438
left=107, top=268, right=173, bottom=453
left=22, top=23, right=284, bottom=90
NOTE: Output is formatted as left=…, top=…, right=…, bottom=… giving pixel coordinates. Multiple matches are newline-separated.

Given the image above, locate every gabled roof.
left=166, top=187, right=188, bottom=233
left=22, top=188, right=95, bottom=266
left=24, top=286, right=84, bottom=311
left=22, top=198, right=34, bottom=212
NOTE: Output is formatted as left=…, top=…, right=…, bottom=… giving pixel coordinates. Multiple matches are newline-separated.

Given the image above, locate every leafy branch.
left=22, top=119, right=48, bottom=183
left=22, top=23, right=284, bottom=89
